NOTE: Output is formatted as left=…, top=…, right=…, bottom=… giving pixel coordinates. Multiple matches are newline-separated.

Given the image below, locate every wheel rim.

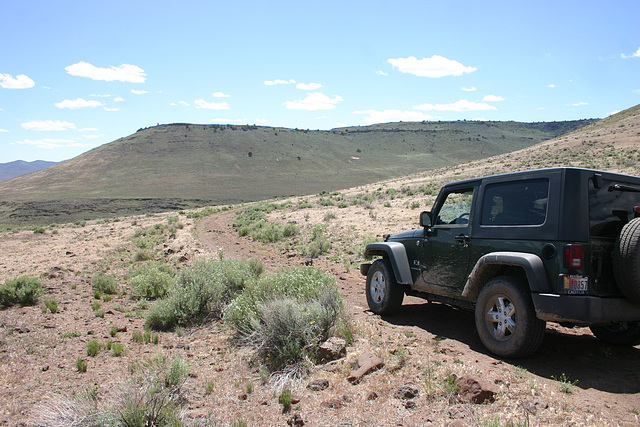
left=370, top=270, right=386, bottom=304
left=484, top=295, right=516, bottom=341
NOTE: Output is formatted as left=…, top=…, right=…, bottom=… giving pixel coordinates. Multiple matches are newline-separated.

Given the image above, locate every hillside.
left=0, top=119, right=593, bottom=225
left=0, top=160, right=57, bottom=182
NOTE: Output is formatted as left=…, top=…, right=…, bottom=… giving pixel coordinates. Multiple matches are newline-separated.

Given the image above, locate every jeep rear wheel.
left=590, top=322, right=640, bottom=346
left=475, top=276, right=546, bottom=358
left=613, top=217, right=640, bottom=304
left=366, top=258, right=404, bottom=315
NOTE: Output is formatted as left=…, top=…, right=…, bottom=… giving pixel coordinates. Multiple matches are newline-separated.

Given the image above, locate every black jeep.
left=361, top=167, right=640, bottom=357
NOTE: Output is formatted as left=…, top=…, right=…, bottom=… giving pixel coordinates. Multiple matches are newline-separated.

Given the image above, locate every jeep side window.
left=435, top=190, right=473, bottom=225
left=481, top=179, right=549, bottom=226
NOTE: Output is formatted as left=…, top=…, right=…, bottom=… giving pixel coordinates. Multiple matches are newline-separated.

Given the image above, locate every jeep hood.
left=387, top=229, right=423, bottom=241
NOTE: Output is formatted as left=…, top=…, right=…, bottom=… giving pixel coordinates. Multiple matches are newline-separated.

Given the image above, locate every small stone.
left=287, top=412, right=304, bottom=426
left=317, top=337, right=346, bottom=362
left=455, top=376, right=497, bottom=404
left=307, top=379, right=330, bottom=391
left=347, top=352, right=384, bottom=384
left=393, top=384, right=419, bottom=400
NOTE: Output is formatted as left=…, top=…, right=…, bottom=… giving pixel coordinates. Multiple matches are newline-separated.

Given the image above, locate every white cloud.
left=171, top=101, right=190, bottom=107
left=0, top=73, right=35, bottom=89
left=461, top=86, right=477, bottom=92
left=354, top=109, right=434, bottom=124
left=114, top=97, right=125, bottom=102
left=0, top=128, right=8, bottom=132
left=65, top=61, right=146, bottom=83
left=547, top=84, right=556, bottom=88
left=131, top=89, right=147, bottom=95
left=621, top=47, right=640, bottom=59
left=212, top=92, right=231, bottom=98
left=55, top=98, right=103, bottom=109
left=607, top=110, right=621, bottom=116
left=376, top=70, right=388, bottom=76
left=104, top=107, right=120, bottom=112
left=264, top=79, right=296, bottom=86
left=91, top=94, right=112, bottom=97
left=572, top=101, right=588, bottom=107
left=285, top=92, right=343, bottom=111
left=12, top=138, right=92, bottom=149
left=296, top=82, right=322, bottom=90
left=195, top=99, right=230, bottom=110
left=482, top=95, right=505, bottom=102
left=79, top=127, right=98, bottom=132
left=21, top=120, right=76, bottom=131
left=388, top=55, right=477, bottom=78
left=413, top=99, right=497, bottom=112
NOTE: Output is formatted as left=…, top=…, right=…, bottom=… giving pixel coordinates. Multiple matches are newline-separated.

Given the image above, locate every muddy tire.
left=475, top=276, right=546, bottom=358
left=366, top=258, right=404, bottom=315
left=590, top=322, right=640, bottom=346
left=613, top=217, right=640, bottom=304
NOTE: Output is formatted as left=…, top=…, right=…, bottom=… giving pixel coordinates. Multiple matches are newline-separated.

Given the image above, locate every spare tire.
left=613, top=217, right=640, bottom=304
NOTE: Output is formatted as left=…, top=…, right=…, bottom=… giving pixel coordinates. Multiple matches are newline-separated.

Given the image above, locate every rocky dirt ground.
left=0, top=194, right=639, bottom=426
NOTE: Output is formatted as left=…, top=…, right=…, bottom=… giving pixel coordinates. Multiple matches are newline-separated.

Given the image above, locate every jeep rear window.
left=589, top=178, right=640, bottom=238
left=481, top=179, right=549, bottom=226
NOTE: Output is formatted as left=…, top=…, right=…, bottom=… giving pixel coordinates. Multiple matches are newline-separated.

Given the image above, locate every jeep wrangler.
left=361, top=167, right=640, bottom=357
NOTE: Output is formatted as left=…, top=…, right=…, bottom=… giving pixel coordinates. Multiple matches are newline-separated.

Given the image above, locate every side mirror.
left=420, top=211, right=432, bottom=228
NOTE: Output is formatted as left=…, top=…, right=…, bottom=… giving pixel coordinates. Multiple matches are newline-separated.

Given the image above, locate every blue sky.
left=1, top=0, right=639, bottom=163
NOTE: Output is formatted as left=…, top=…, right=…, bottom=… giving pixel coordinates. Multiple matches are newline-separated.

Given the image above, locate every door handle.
left=454, top=234, right=470, bottom=246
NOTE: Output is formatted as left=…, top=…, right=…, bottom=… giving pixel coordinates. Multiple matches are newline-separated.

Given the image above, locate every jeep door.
left=417, top=186, right=477, bottom=294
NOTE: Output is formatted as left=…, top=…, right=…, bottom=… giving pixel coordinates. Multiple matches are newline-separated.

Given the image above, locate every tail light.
left=564, top=244, right=583, bottom=269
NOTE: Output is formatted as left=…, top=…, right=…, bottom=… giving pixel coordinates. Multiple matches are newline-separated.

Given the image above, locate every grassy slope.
left=0, top=119, right=595, bottom=225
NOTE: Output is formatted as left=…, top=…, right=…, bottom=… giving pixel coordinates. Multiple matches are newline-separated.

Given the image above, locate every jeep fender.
left=364, top=242, right=414, bottom=285
left=462, top=252, right=550, bottom=299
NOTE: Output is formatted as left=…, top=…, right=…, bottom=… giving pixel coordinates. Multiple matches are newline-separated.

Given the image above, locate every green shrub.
left=129, top=262, right=177, bottom=299
left=146, top=258, right=262, bottom=331
left=302, top=224, right=331, bottom=258
left=225, top=267, right=343, bottom=372
left=92, top=273, right=118, bottom=295
left=0, top=276, right=43, bottom=307
left=116, top=353, right=188, bottom=427
left=44, top=299, right=58, bottom=313
left=86, top=340, right=101, bottom=357
left=76, top=358, right=88, bottom=372
left=111, top=343, right=125, bottom=357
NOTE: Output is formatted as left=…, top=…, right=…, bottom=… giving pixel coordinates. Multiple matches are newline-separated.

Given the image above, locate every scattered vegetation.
left=129, top=262, right=177, bottom=299
left=0, top=275, right=43, bottom=307
left=91, top=273, right=118, bottom=295
left=225, top=267, right=344, bottom=374
left=146, top=258, right=263, bottom=331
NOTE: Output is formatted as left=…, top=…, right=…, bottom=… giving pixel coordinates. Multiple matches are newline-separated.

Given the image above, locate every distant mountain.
left=0, top=119, right=596, bottom=225
left=0, top=160, right=57, bottom=182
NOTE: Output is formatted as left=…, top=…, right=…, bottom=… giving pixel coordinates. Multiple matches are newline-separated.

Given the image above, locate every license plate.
left=562, top=275, right=588, bottom=294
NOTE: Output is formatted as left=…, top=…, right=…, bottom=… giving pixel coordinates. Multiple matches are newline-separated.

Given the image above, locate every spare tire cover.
left=613, top=217, right=640, bottom=304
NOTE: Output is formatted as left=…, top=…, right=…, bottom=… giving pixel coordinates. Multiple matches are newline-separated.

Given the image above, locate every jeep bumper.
left=532, top=293, right=640, bottom=324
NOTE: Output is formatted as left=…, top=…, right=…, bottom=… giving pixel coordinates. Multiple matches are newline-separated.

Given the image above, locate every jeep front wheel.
left=475, top=276, right=546, bottom=358
left=366, top=258, right=404, bottom=315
